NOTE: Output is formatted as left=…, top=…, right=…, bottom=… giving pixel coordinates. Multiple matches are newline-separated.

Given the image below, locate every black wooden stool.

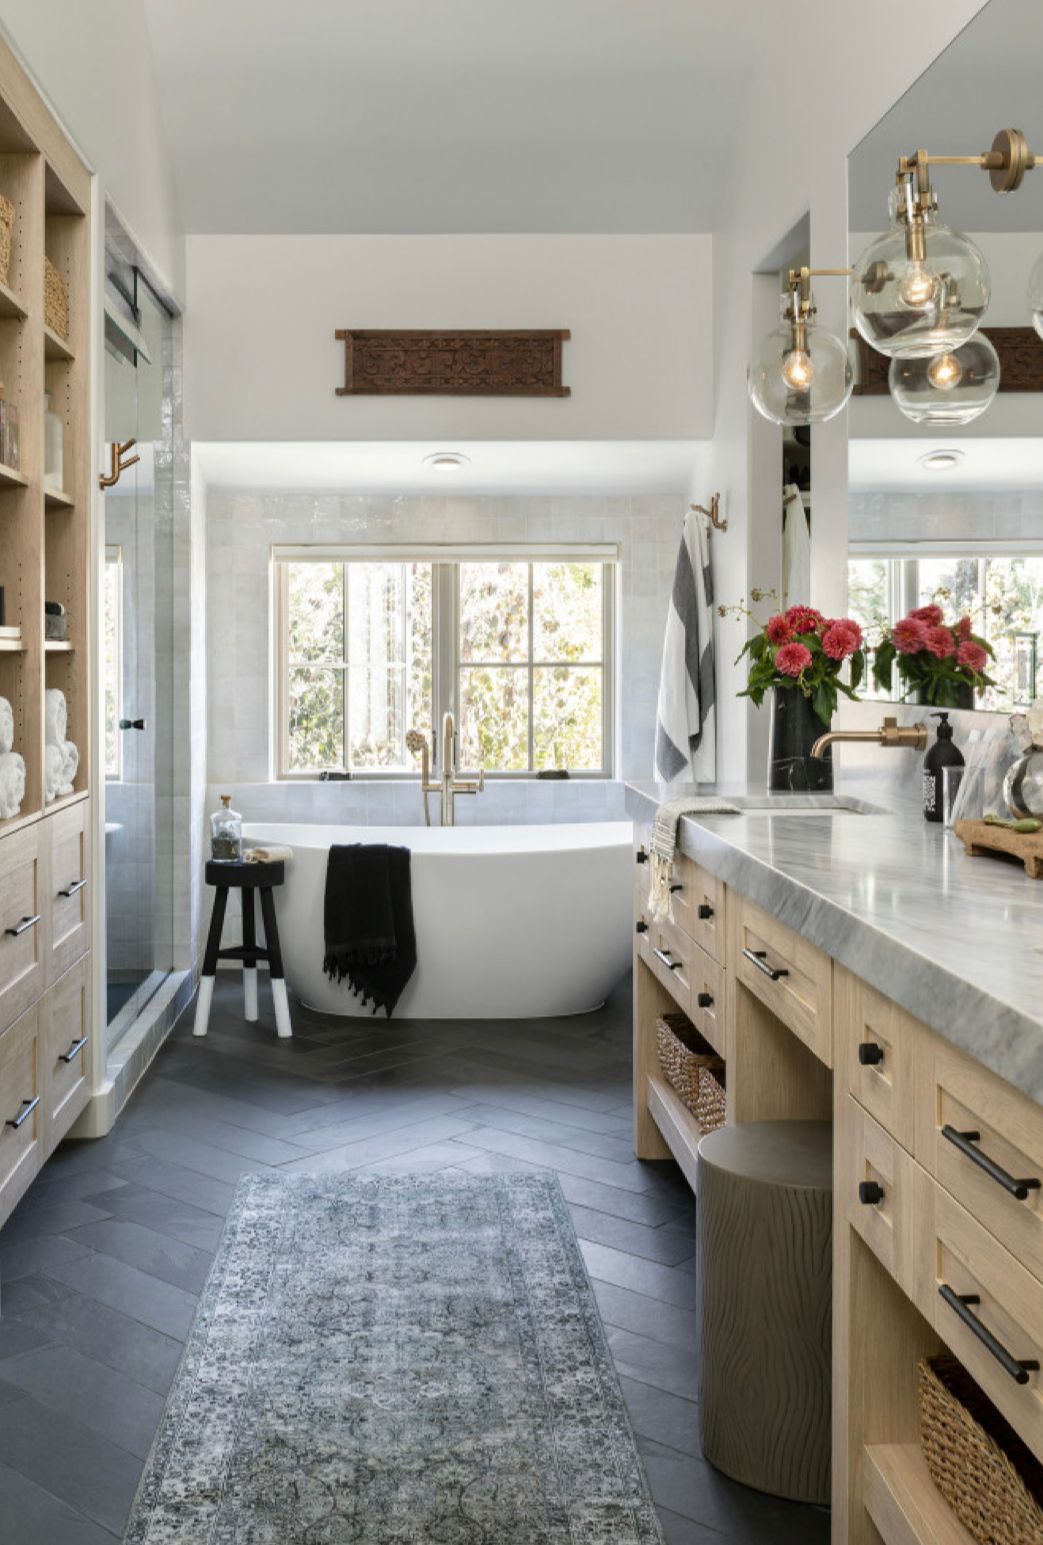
left=193, top=861, right=292, bottom=1040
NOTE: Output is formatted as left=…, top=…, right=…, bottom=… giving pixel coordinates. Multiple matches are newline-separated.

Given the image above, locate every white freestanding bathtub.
left=242, top=820, right=633, bottom=1019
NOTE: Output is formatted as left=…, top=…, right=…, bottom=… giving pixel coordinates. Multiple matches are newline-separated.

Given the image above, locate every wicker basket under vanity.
left=656, top=1012, right=726, bottom=1134
left=0, top=195, right=13, bottom=287
left=44, top=256, right=68, bottom=338
left=918, top=1356, right=1043, bottom=1545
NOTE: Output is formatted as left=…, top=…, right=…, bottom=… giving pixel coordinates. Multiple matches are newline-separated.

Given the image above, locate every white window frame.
left=272, top=544, right=617, bottom=781
left=104, top=544, right=124, bottom=781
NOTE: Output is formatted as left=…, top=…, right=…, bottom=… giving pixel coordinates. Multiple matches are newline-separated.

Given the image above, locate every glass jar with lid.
left=210, top=794, right=242, bottom=863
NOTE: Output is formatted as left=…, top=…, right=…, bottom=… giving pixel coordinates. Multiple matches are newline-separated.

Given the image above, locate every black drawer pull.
left=696, top=991, right=714, bottom=1009
left=941, top=1125, right=1041, bottom=1202
left=858, top=1181, right=884, bottom=1205
left=939, top=1284, right=1040, bottom=1385
left=5, top=913, right=41, bottom=938
left=653, top=947, right=681, bottom=972
left=669, top=883, right=684, bottom=894
left=635, top=848, right=648, bottom=865
left=635, top=921, right=648, bottom=935
left=58, top=878, right=86, bottom=898
left=60, top=1035, right=89, bottom=1064
left=6, top=1096, right=39, bottom=1130
left=742, top=947, right=789, bottom=981
left=858, top=1042, right=885, bottom=1066
left=697, top=902, right=714, bottom=920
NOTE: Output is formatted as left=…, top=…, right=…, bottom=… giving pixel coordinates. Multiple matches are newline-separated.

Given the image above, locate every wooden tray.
left=955, top=819, right=1043, bottom=879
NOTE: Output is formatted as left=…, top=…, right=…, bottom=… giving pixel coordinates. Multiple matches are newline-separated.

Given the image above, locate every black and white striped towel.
left=654, top=508, right=717, bottom=790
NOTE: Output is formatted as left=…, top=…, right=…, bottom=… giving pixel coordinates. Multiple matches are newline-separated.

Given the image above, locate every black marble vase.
left=914, top=681, right=975, bottom=711
left=768, top=687, right=833, bottom=792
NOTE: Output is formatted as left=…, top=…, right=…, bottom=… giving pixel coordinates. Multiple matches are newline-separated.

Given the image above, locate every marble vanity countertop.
left=626, top=779, right=1043, bottom=1105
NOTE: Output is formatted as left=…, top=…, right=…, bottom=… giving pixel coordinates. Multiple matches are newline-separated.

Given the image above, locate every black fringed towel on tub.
left=323, top=843, right=417, bottom=1017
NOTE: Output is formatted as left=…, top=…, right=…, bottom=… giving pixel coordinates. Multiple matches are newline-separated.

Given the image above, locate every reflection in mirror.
left=847, top=0, right=1043, bottom=709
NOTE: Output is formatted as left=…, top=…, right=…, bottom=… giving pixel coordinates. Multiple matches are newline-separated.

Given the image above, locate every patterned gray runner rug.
left=124, top=1172, right=664, bottom=1543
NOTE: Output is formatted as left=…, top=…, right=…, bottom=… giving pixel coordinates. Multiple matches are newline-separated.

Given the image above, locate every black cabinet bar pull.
left=696, top=991, right=714, bottom=1009
left=58, top=878, right=87, bottom=898
left=653, top=947, right=681, bottom=972
left=669, top=883, right=684, bottom=894
left=4, top=913, right=41, bottom=938
left=697, top=903, right=714, bottom=920
left=60, top=1035, right=89, bottom=1064
left=939, top=1284, right=1040, bottom=1384
left=742, top=947, right=789, bottom=981
left=941, top=1125, right=1041, bottom=1202
left=858, top=1042, right=885, bottom=1066
left=6, top=1095, right=39, bottom=1130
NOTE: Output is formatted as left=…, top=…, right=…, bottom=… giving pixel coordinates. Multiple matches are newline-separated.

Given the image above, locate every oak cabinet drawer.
left=0, top=825, right=45, bottom=1036
left=688, top=938, right=725, bottom=1057
left=0, top=1004, right=42, bottom=1217
left=730, top=895, right=832, bottom=1066
left=46, top=799, right=89, bottom=982
left=649, top=914, right=693, bottom=1017
left=843, top=1096, right=916, bottom=1297
left=915, top=1033, right=1043, bottom=1291
left=914, top=1165, right=1043, bottom=1460
left=41, top=954, right=90, bottom=1156
left=836, top=969, right=918, bottom=1152
left=670, top=854, right=726, bottom=963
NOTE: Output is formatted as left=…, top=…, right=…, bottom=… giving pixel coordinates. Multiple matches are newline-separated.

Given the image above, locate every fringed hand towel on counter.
left=648, top=797, right=738, bottom=922
left=323, top=843, right=417, bottom=1017
left=655, top=508, right=717, bottom=791
left=243, top=845, right=294, bottom=864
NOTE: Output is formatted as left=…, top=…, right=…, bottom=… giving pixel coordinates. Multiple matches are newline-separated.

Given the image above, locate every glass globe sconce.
left=888, top=331, right=1000, bottom=425
left=748, top=267, right=853, bottom=427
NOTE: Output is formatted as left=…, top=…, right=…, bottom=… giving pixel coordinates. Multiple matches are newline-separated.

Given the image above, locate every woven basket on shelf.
left=918, top=1356, right=1043, bottom=1545
left=0, top=195, right=13, bottom=287
left=656, top=1012, right=726, bottom=1134
left=44, top=256, right=68, bottom=339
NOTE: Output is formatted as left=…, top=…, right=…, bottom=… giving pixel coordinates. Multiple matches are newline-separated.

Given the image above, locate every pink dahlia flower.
left=910, top=604, right=944, bottom=627
left=956, top=640, right=988, bottom=674
left=924, top=625, right=956, bottom=659
left=957, top=616, right=973, bottom=642
left=775, top=642, right=813, bottom=677
left=893, top=617, right=928, bottom=654
left=765, top=614, right=793, bottom=645
left=784, top=605, right=824, bottom=634
left=821, top=621, right=862, bottom=660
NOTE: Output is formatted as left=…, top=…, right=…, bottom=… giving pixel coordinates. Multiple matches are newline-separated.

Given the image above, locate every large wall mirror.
left=848, top=0, right=1043, bottom=710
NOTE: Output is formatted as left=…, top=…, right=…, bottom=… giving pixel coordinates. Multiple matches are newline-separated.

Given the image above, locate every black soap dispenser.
left=923, top=711, right=964, bottom=823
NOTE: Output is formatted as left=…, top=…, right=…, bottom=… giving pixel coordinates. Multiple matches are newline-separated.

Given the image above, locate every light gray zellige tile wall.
left=849, top=490, right=1043, bottom=545
left=205, top=492, right=680, bottom=825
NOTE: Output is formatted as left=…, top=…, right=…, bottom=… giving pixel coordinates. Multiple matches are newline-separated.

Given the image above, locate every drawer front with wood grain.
left=0, top=825, right=45, bottom=1037
left=41, top=953, right=90, bottom=1156
left=730, top=894, right=833, bottom=1065
left=914, top=1165, right=1043, bottom=1460
left=649, top=914, right=694, bottom=1018
left=836, top=969, right=918, bottom=1153
left=915, top=1032, right=1043, bottom=1291
left=46, top=798, right=89, bottom=982
left=843, top=1096, right=917, bottom=1297
left=0, top=1004, right=42, bottom=1218
left=671, top=853, right=726, bottom=963
left=688, top=938, right=726, bottom=1057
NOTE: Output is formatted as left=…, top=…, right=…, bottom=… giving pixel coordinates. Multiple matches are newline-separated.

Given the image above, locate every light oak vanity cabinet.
left=632, top=828, right=1043, bottom=1545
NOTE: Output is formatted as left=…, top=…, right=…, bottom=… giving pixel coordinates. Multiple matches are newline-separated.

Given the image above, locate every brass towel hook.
left=99, top=438, right=140, bottom=490
left=691, top=492, right=727, bottom=534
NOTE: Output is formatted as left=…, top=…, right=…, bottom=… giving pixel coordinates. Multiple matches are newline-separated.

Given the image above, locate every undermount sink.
left=729, top=795, right=889, bottom=815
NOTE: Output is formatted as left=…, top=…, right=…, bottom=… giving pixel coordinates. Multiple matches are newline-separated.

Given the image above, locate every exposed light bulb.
left=926, top=352, right=964, bottom=391
left=781, top=349, right=814, bottom=390
left=897, top=260, right=940, bottom=311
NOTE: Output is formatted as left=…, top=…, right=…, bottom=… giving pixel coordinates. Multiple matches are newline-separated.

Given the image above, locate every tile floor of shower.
left=0, top=974, right=829, bottom=1544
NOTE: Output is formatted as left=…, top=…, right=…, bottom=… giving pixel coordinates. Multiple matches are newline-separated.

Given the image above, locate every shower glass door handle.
left=118, top=718, right=147, bottom=730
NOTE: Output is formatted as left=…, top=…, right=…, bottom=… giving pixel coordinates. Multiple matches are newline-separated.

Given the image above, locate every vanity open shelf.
left=43, top=323, right=73, bottom=363
left=0, top=460, right=27, bottom=489
left=645, top=1071, right=704, bottom=1191
left=864, top=1444, right=976, bottom=1545
left=0, top=276, right=26, bottom=319
left=43, top=487, right=73, bottom=509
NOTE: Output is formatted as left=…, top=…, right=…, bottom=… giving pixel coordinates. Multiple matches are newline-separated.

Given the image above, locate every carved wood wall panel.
left=852, top=326, right=1043, bottom=395
left=335, top=329, right=571, bottom=396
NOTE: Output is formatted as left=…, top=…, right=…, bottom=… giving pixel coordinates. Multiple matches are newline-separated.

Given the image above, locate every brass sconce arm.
left=898, top=128, right=1037, bottom=196
left=99, top=438, right=140, bottom=490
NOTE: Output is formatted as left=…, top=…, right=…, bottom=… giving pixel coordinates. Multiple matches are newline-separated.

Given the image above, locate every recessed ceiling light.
left=423, top=452, right=470, bottom=471
left=918, top=449, right=965, bottom=472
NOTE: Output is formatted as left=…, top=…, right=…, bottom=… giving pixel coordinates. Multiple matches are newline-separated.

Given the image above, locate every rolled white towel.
left=0, top=696, right=12, bottom=755
left=44, top=743, right=63, bottom=803
left=0, top=751, right=25, bottom=819
left=59, top=738, right=78, bottom=796
left=45, top=688, right=66, bottom=747
left=243, top=845, right=293, bottom=864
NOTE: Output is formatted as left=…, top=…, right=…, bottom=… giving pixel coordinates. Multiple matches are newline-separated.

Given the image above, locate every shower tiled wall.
left=205, top=492, right=681, bottom=826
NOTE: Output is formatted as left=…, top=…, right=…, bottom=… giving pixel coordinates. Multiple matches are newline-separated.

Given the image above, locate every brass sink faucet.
left=811, top=715, right=928, bottom=760
left=406, top=712, right=484, bottom=826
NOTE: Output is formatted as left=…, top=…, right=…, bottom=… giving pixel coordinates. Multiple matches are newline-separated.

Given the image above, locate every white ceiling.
left=141, top=0, right=755, bottom=234
left=850, top=0, right=1043, bottom=235
left=192, top=439, right=703, bottom=495
left=850, top=436, right=1043, bottom=492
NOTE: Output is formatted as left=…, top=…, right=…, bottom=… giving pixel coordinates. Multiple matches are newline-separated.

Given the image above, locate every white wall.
left=184, top=234, right=712, bottom=443
left=707, top=0, right=989, bottom=784
left=0, top=0, right=184, bottom=296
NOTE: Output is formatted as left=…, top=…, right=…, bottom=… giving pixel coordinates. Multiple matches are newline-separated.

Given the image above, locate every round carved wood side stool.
left=193, top=860, right=292, bottom=1040
left=697, top=1120, right=833, bottom=1504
